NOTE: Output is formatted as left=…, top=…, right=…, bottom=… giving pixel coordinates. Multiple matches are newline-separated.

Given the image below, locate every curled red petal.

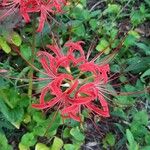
left=85, top=103, right=110, bottom=117
left=32, top=96, right=61, bottom=110
left=39, top=57, right=55, bottom=77
left=37, top=51, right=57, bottom=76
left=47, top=45, right=63, bottom=58
left=73, top=97, right=93, bottom=105
left=37, top=10, right=47, bottom=32
left=61, top=104, right=78, bottom=114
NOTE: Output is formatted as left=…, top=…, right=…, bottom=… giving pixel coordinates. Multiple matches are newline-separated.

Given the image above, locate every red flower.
left=0, top=0, right=66, bottom=32
left=0, top=0, right=35, bottom=22
left=32, top=41, right=110, bottom=121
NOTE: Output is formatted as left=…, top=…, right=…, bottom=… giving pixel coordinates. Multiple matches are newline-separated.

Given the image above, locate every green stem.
left=28, top=18, right=36, bottom=98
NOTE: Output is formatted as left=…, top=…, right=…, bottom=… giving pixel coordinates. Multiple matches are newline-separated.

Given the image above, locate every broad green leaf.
left=130, top=122, right=148, bottom=138
left=21, top=132, right=37, bottom=147
left=63, top=127, right=71, bottom=138
left=64, top=144, right=75, bottom=150
left=72, top=23, right=85, bottom=37
left=125, top=57, right=150, bottom=73
left=70, top=7, right=90, bottom=20
left=126, top=129, right=139, bottom=150
left=50, top=137, right=63, bottom=150
left=145, top=133, right=150, bottom=145
left=32, top=111, right=46, bottom=123
left=103, top=132, right=116, bottom=148
left=20, top=44, right=31, bottom=60
left=130, top=9, right=145, bottom=26
left=0, top=96, right=24, bottom=126
left=67, top=20, right=86, bottom=37
left=0, top=36, right=11, bottom=53
left=124, top=35, right=137, bottom=47
left=111, top=108, right=126, bottom=119
left=35, top=143, right=49, bottom=150
left=11, top=32, right=22, bottom=46
left=89, top=19, right=98, bottom=30
left=114, top=96, right=135, bottom=107
left=70, top=127, right=85, bottom=141
left=104, top=4, right=121, bottom=14
left=96, top=39, right=111, bottom=54
left=33, top=125, right=57, bottom=137
left=133, top=110, right=148, bottom=125
left=0, top=131, right=13, bottom=150
left=19, top=143, right=30, bottom=150
left=47, top=112, right=62, bottom=132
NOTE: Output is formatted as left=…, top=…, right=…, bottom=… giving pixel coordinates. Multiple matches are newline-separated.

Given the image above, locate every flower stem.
left=28, top=17, right=36, bottom=98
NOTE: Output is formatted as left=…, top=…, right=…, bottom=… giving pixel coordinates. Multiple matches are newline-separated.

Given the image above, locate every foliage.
left=0, top=0, right=150, bottom=149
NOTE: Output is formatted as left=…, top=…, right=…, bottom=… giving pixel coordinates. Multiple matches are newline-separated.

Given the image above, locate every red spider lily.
left=32, top=41, right=110, bottom=122
left=0, top=0, right=66, bottom=32
left=0, top=0, right=36, bottom=23
left=36, top=0, right=66, bottom=32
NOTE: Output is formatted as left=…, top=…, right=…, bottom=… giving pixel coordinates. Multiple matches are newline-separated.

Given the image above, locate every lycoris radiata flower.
left=32, top=41, right=110, bottom=122
left=0, top=0, right=66, bottom=32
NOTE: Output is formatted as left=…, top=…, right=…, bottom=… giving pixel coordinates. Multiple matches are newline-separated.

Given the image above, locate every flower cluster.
left=32, top=41, right=110, bottom=122
left=0, top=0, right=66, bottom=32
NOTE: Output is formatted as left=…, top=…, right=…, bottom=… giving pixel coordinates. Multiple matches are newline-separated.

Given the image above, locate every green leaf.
left=67, top=20, right=86, bottom=37
left=89, top=19, right=98, bottom=30
left=11, top=32, right=22, bottom=46
left=63, top=127, right=71, bottom=138
left=130, top=9, right=146, bottom=26
left=20, top=44, right=31, bottom=60
left=125, top=57, right=150, bottom=73
left=103, top=132, right=116, bottom=148
left=133, top=110, right=148, bottom=125
left=0, top=93, right=24, bottom=127
left=19, top=143, right=30, bottom=150
left=111, top=108, right=126, bottom=119
left=114, top=96, right=135, bottom=107
left=130, top=122, right=147, bottom=138
left=35, top=143, right=49, bottom=150
left=47, top=112, right=62, bottom=132
left=72, top=23, right=85, bottom=37
left=136, top=43, right=150, bottom=55
left=96, top=39, right=110, bottom=54
left=21, top=132, right=37, bottom=147
left=124, top=34, right=137, bottom=47
left=145, top=132, right=150, bottom=145
left=104, top=4, right=121, bottom=14
left=0, top=131, right=13, bottom=150
left=70, top=127, right=85, bottom=141
left=126, top=129, right=139, bottom=150
left=64, top=144, right=75, bottom=150
left=50, top=137, right=63, bottom=150
left=140, top=69, right=150, bottom=83
left=0, top=36, right=11, bottom=53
